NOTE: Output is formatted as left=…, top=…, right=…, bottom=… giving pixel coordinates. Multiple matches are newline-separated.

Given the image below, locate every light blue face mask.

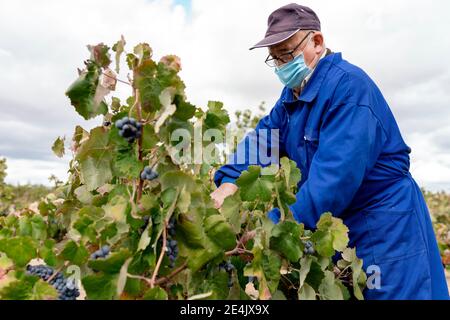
left=274, top=52, right=312, bottom=89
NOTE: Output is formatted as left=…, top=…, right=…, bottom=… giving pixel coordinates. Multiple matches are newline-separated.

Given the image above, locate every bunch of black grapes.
left=90, top=245, right=110, bottom=260
left=141, top=166, right=158, bottom=181
left=219, top=261, right=235, bottom=288
left=26, top=265, right=80, bottom=300
left=165, top=216, right=178, bottom=268
left=303, top=240, right=315, bottom=255
left=115, top=116, right=142, bottom=143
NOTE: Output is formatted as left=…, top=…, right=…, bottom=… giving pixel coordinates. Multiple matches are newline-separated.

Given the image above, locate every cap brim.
left=249, top=29, right=300, bottom=50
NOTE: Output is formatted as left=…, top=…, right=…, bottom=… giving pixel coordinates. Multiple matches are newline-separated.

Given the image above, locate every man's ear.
left=312, top=32, right=324, bottom=54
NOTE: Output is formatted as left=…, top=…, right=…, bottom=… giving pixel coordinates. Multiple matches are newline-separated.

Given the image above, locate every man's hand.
left=210, top=183, right=238, bottom=209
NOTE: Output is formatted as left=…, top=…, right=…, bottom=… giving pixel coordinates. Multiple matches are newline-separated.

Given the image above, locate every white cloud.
left=0, top=0, right=449, bottom=191
left=4, top=158, right=69, bottom=186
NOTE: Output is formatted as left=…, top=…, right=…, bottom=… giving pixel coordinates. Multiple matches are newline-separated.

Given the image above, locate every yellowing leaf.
left=51, top=136, right=65, bottom=158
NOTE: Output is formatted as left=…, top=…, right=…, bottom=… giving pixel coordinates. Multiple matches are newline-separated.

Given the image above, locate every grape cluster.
left=167, top=216, right=176, bottom=237
left=166, top=239, right=178, bottom=268
left=90, top=245, right=110, bottom=260
left=219, top=261, right=235, bottom=288
left=140, top=166, right=158, bottom=181
left=303, top=240, right=315, bottom=255
left=165, top=216, right=178, bottom=268
left=26, top=264, right=80, bottom=300
left=115, top=116, right=142, bottom=143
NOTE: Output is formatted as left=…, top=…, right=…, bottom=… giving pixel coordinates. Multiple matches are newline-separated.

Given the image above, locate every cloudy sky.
left=0, top=0, right=449, bottom=191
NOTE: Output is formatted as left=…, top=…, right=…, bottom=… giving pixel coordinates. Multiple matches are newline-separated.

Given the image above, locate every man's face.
left=268, top=30, right=324, bottom=68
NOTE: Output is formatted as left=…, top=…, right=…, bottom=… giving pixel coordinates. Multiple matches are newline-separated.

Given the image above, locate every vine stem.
left=150, top=220, right=167, bottom=288
left=46, top=261, right=70, bottom=283
left=102, top=71, right=131, bottom=86
left=129, top=69, right=144, bottom=203
left=155, top=261, right=188, bottom=286
left=225, top=230, right=256, bottom=257
left=149, top=188, right=180, bottom=288
left=126, top=274, right=152, bottom=286
left=126, top=261, right=188, bottom=288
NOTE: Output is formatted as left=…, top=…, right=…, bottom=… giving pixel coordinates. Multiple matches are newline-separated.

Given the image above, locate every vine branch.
left=150, top=220, right=167, bottom=288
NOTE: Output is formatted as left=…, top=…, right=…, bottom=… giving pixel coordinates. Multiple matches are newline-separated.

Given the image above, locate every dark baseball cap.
left=249, top=3, right=321, bottom=50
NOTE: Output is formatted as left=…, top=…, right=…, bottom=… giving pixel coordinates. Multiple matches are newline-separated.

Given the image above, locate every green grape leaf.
left=192, top=269, right=229, bottom=300
left=304, top=259, right=325, bottom=291
left=74, top=185, right=94, bottom=204
left=298, top=283, right=316, bottom=300
left=102, top=195, right=129, bottom=224
left=113, top=145, right=143, bottom=179
left=87, top=249, right=132, bottom=274
left=76, top=127, right=113, bottom=191
left=0, top=279, right=34, bottom=300
left=312, top=213, right=349, bottom=257
left=298, top=256, right=313, bottom=288
left=177, top=187, right=191, bottom=214
left=29, top=215, right=47, bottom=241
left=340, top=247, right=366, bottom=300
left=318, top=270, right=344, bottom=300
left=204, top=215, right=236, bottom=251
left=220, top=192, right=242, bottom=234
left=142, top=124, right=158, bottom=150
left=65, top=61, right=108, bottom=120
left=173, top=95, right=196, bottom=121
left=116, top=257, right=132, bottom=298
left=40, top=239, right=57, bottom=267
left=160, top=170, right=196, bottom=192
left=82, top=273, right=118, bottom=300
left=312, top=230, right=334, bottom=257
left=80, top=157, right=113, bottom=192
left=270, top=221, right=303, bottom=262
left=134, top=60, right=185, bottom=113
left=274, top=181, right=297, bottom=222
left=30, top=280, right=59, bottom=300
left=60, top=240, right=89, bottom=266
left=244, top=247, right=281, bottom=299
left=280, top=157, right=301, bottom=189
left=261, top=251, right=282, bottom=294
left=204, top=101, right=230, bottom=131
left=177, top=207, right=206, bottom=249
left=182, top=242, right=223, bottom=273
left=0, top=237, right=37, bottom=267
left=236, top=166, right=274, bottom=202
left=143, top=286, right=168, bottom=300
left=0, top=275, right=58, bottom=300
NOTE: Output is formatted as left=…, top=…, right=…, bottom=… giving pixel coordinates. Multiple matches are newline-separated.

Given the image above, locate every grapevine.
left=0, top=37, right=368, bottom=300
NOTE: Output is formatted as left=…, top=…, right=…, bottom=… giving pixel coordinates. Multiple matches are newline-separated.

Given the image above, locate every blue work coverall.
left=214, top=52, right=449, bottom=300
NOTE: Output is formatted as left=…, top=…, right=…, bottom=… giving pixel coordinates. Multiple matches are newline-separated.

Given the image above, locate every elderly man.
left=210, top=3, right=448, bottom=300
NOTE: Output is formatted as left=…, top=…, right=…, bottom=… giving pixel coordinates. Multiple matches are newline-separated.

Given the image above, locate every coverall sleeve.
left=213, top=88, right=288, bottom=187
left=289, top=103, right=387, bottom=229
